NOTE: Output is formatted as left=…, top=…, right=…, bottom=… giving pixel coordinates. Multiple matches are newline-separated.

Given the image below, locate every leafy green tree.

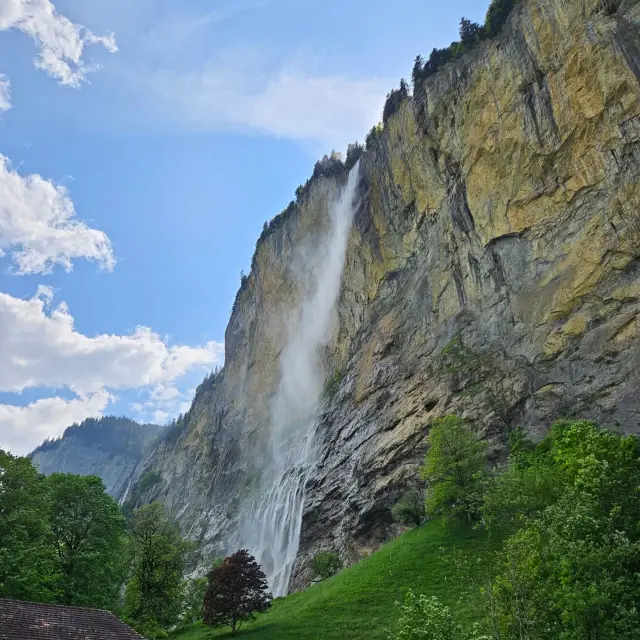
left=390, top=591, right=455, bottom=640
left=420, top=416, right=487, bottom=520
left=392, top=489, right=426, bottom=527
left=203, top=549, right=271, bottom=635
left=124, top=502, right=191, bottom=635
left=411, top=55, right=425, bottom=89
left=0, top=451, right=55, bottom=602
left=383, top=79, right=410, bottom=124
left=490, top=421, right=640, bottom=639
left=47, top=474, right=128, bottom=609
left=310, top=551, right=342, bottom=582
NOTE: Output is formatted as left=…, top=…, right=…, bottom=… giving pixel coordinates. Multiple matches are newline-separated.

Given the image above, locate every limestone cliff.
left=30, top=417, right=162, bottom=499
left=130, top=0, right=640, bottom=591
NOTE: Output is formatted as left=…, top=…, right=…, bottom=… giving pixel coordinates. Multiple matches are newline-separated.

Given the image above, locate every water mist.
left=235, top=163, right=360, bottom=597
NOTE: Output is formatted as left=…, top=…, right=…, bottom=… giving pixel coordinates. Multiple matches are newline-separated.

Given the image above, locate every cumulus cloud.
left=0, top=0, right=117, bottom=87
left=0, top=288, right=224, bottom=454
left=150, top=55, right=388, bottom=149
left=0, top=154, right=115, bottom=274
left=0, top=288, right=224, bottom=394
left=0, top=390, right=111, bottom=455
left=0, top=74, right=11, bottom=110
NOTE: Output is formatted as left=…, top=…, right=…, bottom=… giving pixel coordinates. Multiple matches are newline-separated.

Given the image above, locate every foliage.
left=312, top=151, right=345, bottom=180
left=310, top=551, right=343, bottom=582
left=391, top=490, right=426, bottom=528
left=139, top=471, right=163, bottom=495
left=0, top=450, right=55, bottom=602
left=383, top=79, right=410, bottom=125
left=420, top=416, right=487, bottom=521
left=411, top=2, right=520, bottom=91
left=181, top=577, right=207, bottom=624
left=345, top=142, right=365, bottom=172
left=124, top=502, right=192, bottom=635
left=389, top=591, right=455, bottom=640
left=47, top=473, right=128, bottom=609
left=366, top=123, right=384, bottom=150
left=203, top=549, right=272, bottom=635
left=31, top=416, right=162, bottom=458
left=484, top=0, right=518, bottom=38
left=459, top=18, right=481, bottom=45
left=489, top=421, right=640, bottom=639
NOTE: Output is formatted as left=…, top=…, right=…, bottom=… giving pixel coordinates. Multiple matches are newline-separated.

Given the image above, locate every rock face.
left=130, top=0, right=640, bottom=592
left=30, top=417, right=162, bottom=499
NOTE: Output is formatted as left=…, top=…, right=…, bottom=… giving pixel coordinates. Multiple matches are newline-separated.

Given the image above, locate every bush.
left=420, top=416, right=487, bottom=521
left=181, top=577, right=207, bottom=624
left=310, top=551, right=342, bottom=582
left=391, top=490, right=426, bottom=527
left=389, top=591, right=455, bottom=640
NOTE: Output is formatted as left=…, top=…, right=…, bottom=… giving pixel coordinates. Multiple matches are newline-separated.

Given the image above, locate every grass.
left=170, top=519, right=504, bottom=639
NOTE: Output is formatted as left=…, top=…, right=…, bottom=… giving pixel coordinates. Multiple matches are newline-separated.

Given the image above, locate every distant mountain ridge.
left=29, top=416, right=163, bottom=499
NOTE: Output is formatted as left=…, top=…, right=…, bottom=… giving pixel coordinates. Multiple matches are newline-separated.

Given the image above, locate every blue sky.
left=0, top=0, right=487, bottom=454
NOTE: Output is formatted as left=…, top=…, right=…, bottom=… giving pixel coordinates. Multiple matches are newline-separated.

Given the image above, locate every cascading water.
left=235, top=163, right=360, bottom=597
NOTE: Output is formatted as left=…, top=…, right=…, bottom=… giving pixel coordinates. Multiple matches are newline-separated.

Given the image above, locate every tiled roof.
left=0, top=598, right=145, bottom=640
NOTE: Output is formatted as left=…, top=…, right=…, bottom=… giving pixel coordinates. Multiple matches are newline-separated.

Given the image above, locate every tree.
left=488, top=421, right=640, bottom=639
left=459, top=18, right=481, bottom=44
left=124, top=502, right=191, bottom=635
left=310, top=551, right=342, bottom=582
left=203, top=549, right=271, bottom=635
left=392, top=489, right=426, bottom=527
left=484, top=0, right=518, bottom=38
left=47, top=473, right=128, bottom=609
left=420, top=416, right=487, bottom=520
left=383, top=79, right=410, bottom=124
left=0, top=451, right=55, bottom=602
left=411, top=55, right=425, bottom=89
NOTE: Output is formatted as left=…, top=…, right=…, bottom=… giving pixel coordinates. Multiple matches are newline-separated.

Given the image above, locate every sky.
left=0, top=0, right=487, bottom=455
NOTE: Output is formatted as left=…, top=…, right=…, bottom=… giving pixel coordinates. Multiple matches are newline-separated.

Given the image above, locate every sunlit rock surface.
left=126, top=0, right=640, bottom=592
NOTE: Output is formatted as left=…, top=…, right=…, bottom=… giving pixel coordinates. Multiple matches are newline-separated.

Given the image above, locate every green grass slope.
left=171, top=520, right=502, bottom=639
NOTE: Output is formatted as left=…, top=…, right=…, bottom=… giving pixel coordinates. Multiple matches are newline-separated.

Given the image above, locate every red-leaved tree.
left=203, top=549, right=272, bottom=635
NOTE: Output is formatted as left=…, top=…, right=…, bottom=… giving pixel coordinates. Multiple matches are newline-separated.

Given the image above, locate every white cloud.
left=0, top=74, right=11, bottom=110
left=153, top=410, right=169, bottom=424
left=0, top=154, right=115, bottom=274
left=0, top=288, right=224, bottom=454
left=0, top=390, right=111, bottom=455
left=150, top=56, right=388, bottom=149
left=0, top=288, right=224, bottom=394
left=0, top=0, right=117, bottom=87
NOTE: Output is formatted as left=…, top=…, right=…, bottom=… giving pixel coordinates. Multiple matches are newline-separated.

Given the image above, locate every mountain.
left=35, top=0, right=640, bottom=598
left=29, top=416, right=163, bottom=499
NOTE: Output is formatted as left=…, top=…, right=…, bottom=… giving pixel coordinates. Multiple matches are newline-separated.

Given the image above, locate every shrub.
left=138, top=471, right=162, bottom=495
left=310, top=551, right=342, bottom=582
left=389, top=591, right=455, bottom=640
left=420, top=416, right=487, bottom=521
left=203, top=549, right=271, bottom=635
left=391, top=489, right=426, bottom=527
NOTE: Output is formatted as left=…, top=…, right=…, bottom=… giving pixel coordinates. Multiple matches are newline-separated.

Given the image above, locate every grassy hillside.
left=171, top=519, right=503, bottom=639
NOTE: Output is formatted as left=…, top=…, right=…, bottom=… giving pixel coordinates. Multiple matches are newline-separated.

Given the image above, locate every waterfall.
left=235, top=163, right=360, bottom=597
